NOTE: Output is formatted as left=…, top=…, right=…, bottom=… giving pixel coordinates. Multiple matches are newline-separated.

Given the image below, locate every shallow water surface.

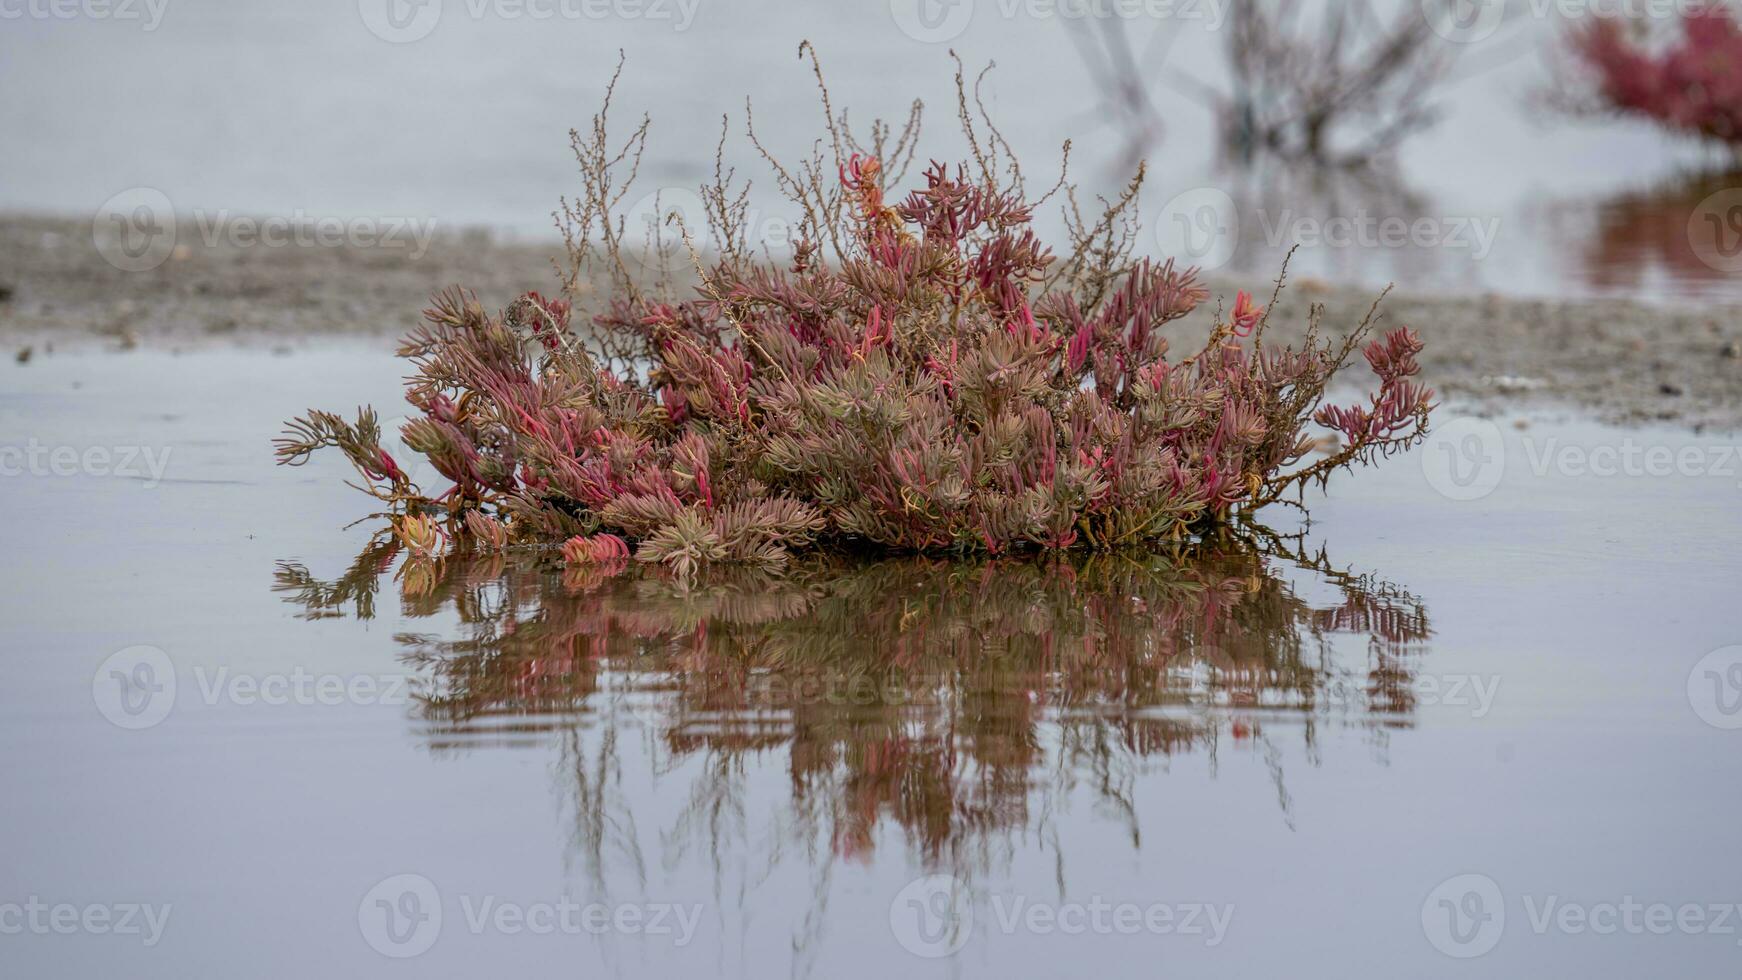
left=2, top=349, right=1740, bottom=977
left=6, top=1, right=1742, bottom=303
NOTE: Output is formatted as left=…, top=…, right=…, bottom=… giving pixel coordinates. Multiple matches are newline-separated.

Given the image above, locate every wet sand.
left=5, top=212, right=1741, bottom=430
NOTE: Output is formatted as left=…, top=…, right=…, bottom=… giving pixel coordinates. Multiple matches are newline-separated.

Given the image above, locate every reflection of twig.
left=1065, top=16, right=1177, bottom=175
left=1260, top=734, right=1296, bottom=831
left=1219, top=1, right=1455, bottom=166
left=1101, top=1, right=1465, bottom=169
left=270, top=535, right=399, bottom=620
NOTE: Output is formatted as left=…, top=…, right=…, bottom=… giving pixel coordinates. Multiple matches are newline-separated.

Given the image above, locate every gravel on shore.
left=5, top=213, right=1741, bottom=430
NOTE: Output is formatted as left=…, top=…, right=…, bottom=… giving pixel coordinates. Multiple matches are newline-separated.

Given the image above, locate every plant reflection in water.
left=274, top=532, right=1429, bottom=893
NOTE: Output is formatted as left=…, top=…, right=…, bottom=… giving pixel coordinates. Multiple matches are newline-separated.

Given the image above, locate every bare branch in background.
left=1215, top=0, right=1456, bottom=167
left=1078, top=1, right=1464, bottom=170
left=1064, top=15, right=1177, bottom=176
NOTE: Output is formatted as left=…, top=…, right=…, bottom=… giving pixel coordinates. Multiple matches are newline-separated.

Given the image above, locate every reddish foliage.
left=562, top=533, right=632, bottom=564
left=278, top=58, right=1433, bottom=570
left=1567, top=5, right=1742, bottom=145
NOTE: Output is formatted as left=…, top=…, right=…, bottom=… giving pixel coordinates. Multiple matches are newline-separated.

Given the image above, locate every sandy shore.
left=5, top=212, right=1741, bottom=430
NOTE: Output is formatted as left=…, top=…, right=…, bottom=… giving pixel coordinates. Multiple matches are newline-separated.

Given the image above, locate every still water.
left=5, top=0, right=1742, bottom=303
left=2, top=349, right=1740, bottom=977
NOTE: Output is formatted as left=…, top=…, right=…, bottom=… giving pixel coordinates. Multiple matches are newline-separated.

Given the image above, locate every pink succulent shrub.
left=277, top=52, right=1432, bottom=571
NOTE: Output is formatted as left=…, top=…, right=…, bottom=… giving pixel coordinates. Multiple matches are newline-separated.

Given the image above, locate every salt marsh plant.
left=276, top=48, right=1433, bottom=572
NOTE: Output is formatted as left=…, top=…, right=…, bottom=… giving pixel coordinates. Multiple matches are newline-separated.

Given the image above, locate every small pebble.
left=1722, top=340, right=1741, bottom=359
left=1659, top=382, right=1684, bottom=397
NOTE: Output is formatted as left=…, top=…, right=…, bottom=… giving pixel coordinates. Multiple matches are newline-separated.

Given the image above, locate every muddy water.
left=2, top=349, right=1741, bottom=978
